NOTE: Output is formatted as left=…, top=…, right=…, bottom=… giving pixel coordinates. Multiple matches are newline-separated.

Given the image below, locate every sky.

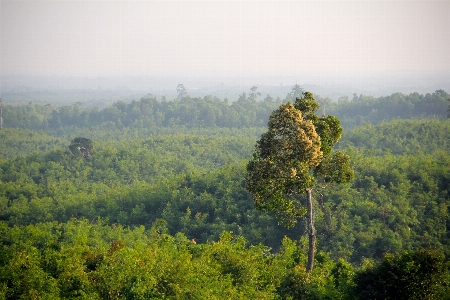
left=1, top=0, right=450, bottom=92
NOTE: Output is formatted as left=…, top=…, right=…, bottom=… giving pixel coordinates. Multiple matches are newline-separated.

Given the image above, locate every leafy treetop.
left=246, top=91, right=353, bottom=227
left=69, top=137, right=93, bottom=158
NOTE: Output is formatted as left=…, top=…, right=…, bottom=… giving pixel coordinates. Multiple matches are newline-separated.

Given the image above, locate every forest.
left=0, top=86, right=449, bottom=299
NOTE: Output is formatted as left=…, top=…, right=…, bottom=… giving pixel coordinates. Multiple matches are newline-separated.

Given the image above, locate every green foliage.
left=2, top=89, right=448, bottom=133
left=246, top=91, right=353, bottom=227
left=354, top=249, right=449, bottom=299
left=1, top=88, right=450, bottom=298
left=1, top=117, right=450, bottom=262
left=329, top=89, right=449, bottom=128
left=1, top=94, right=281, bottom=132
left=447, top=97, right=450, bottom=118
left=0, top=220, right=322, bottom=299
left=276, top=239, right=355, bottom=300
left=338, top=119, right=450, bottom=155
left=246, top=102, right=322, bottom=226
left=0, top=133, right=300, bottom=250
left=69, top=137, right=93, bottom=158
left=314, top=151, right=354, bottom=184
left=0, top=128, right=65, bottom=158
left=312, top=151, right=450, bottom=263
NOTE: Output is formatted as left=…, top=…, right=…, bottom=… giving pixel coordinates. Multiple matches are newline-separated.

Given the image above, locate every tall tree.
left=447, top=97, right=450, bottom=118
left=246, top=91, right=353, bottom=272
left=249, top=86, right=261, bottom=101
left=289, top=84, right=304, bottom=100
left=176, top=84, right=188, bottom=100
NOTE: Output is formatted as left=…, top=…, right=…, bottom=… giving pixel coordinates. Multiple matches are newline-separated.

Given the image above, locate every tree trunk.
left=306, top=188, right=315, bottom=272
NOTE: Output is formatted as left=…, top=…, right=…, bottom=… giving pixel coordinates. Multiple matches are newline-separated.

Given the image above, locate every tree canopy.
left=246, top=91, right=353, bottom=227
left=69, top=137, right=93, bottom=158
left=246, top=91, right=353, bottom=271
left=1, top=86, right=450, bottom=298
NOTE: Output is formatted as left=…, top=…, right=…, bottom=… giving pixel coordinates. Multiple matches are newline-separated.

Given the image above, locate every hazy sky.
left=1, top=0, right=450, bottom=87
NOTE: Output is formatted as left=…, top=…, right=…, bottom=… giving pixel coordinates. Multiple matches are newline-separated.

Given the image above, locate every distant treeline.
left=2, top=88, right=449, bottom=132
left=331, top=89, right=449, bottom=128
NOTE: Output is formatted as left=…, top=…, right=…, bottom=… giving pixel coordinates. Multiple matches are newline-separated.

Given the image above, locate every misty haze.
left=1, top=0, right=449, bottom=103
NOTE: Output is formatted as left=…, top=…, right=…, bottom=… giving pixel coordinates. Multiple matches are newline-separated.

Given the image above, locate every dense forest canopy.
left=1, top=88, right=448, bottom=133
left=1, top=87, right=449, bottom=299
